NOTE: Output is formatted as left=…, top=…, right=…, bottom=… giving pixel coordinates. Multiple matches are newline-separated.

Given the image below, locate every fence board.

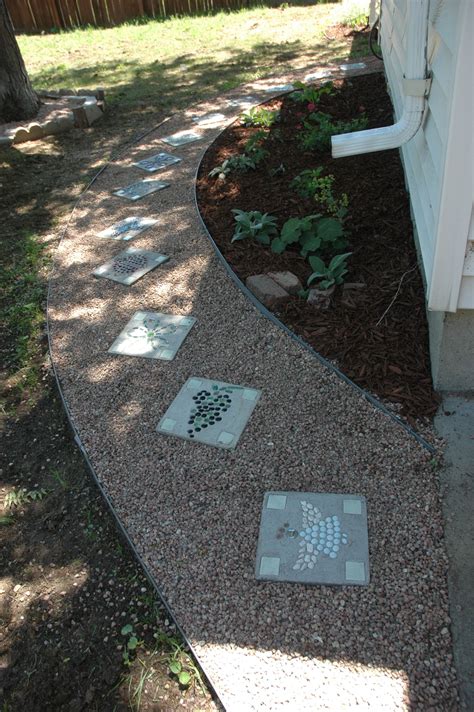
left=7, top=0, right=252, bottom=30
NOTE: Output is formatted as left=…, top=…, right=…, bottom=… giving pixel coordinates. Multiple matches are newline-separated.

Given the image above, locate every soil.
left=0, top=112, right=218, bottom=711
left=196, top=72, right=440, bottom=422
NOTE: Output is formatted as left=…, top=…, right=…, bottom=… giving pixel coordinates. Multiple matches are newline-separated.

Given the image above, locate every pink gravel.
left=48, top=61, right=460, bottom=710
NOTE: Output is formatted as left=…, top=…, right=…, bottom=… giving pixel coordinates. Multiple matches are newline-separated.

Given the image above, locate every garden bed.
left=196, top=72, right=439, bottom=421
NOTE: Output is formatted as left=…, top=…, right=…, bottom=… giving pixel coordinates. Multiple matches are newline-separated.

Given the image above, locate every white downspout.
left=331, top=0, right=430, bottom=159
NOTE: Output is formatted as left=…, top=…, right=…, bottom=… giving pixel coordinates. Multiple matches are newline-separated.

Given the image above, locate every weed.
left=231, top=209, right=278, bottom=245
left=50, top=468, right=68, bottom=489
left=121, top=623, right=142, bottom=666
left=4, top=487, right=48, bottom=509
left=154, top=630, right=204, bottom=690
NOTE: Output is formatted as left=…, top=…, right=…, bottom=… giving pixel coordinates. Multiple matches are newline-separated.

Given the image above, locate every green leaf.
left=127, top=636, right=138, bottom=650
left=169, top=660, right=182, bottom=675
left=280, top=218, right=302, bottom=244
left=121, top=624, right=133, bottom=636
left=271, top=238, right=286, bottom=254
left=178, top=671, right=191, bottom=686
left=299, top=234, right=321, bottom=252
left=308, top=255, right=326, bottom=273
left=317, top=218, right=344, bottom=242
left=256, top=233, right=270, bottom=246
left=328, top=252, right=352, bottom=270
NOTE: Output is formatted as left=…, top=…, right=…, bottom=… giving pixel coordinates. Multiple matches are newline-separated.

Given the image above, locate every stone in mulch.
left=255, top=491, right=369, bottom=585
left=92, top=248, right=169, bottom=285
left=161, top=130, right=202, bottom=146
left=307, top=285, right=335, bottom=310
left=268, top=271, right=303, bottom=295
left=245, top=274, right=290, bottom=307
left=112, top=178, right=169, bottom=201
left=108, top=311, right=196, bottom=361
left=157, top=378, right=261, bottom=449
left=132, top=152, right=182, bottom=173
left=96, top=216, right=158, bottom=241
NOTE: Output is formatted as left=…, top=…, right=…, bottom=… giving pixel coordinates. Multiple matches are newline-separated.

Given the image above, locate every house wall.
left=380, top=0, right=473, bottom=390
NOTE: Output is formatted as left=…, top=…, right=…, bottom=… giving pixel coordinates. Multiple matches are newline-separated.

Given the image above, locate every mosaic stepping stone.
left=96, top=216, right=158, bottom=241
left=161, top=130, right=202, bottom=147
left=304, top=69, right=333, bottom=82
left=113, top=179, right=169, bottom=201
left=133, top=152, right=182, bottom=173
left=226, top=95, right=259, bottom=108
left=93, top=248, right=169, bottom=286
left=340, top=62, right=366, bottom=72
left=192, top=112, right=227, bottom=126
left=157, top=377, right=261, bottom=449
left=255, top=491, right=369, bottom=586
left=264, top=83, right=294, bottom=93
left=108, top=311, right=196, bottom=360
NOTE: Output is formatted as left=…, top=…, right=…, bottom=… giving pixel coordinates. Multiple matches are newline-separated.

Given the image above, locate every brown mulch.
left=196, top=72, right=440, bottom=421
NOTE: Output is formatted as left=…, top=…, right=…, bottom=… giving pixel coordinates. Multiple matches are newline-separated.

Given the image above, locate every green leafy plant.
left=239, top=106, right=280, bottom=128
left=154, top=630, right=204, bottom=690
left=291, top=168, right=349, bottom=217
left=272, top=215, right=348, bottom=257
left=244, top=129, right=268, bottom=152
left=307, top=253, right=352, bottom=290
left=231, top=209, right=278, bottom=245
left=4, top=487, right=47, bottom=509
left=291, top=80, right=334, bottom=105
left=209, top=130, right=269, bottom=180
left=121, top=623, right=142, bottom=666
left=299, top=111, right=368, bottom=152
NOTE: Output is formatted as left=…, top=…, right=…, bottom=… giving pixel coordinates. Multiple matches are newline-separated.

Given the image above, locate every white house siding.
left=380, top=0, right=473, bottom=312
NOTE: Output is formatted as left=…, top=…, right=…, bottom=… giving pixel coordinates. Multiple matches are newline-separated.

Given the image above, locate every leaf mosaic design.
left=127, top=315, right=179, bottom=349
left=293, top=501, right=348, bottom=571
left=186, top=385, right=240, bottom=439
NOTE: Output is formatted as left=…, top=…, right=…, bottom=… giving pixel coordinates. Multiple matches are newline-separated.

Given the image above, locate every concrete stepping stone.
left=157, top=377, right=261, bottom=450
left=108, top=311, right=196, bottom=360
left=304, top=69, right=333, bottom=81
left=226, top=95, right=259, bottom=108
left=93, top=247, right=169, bottom=285
left=96, top=216, right=158, bottom=241
left=161, top=130, right=202, bottom=147
left=340, top=62, right=367, bottom=72
left=264, top=83, right=294, bottom=93
left=113, top=179, right=169, bottom=201
left=133, top=152, right=182, bottom=173
left=192, top=112, right=227, bottom=126
left=255, top=491, right=369, bottom=585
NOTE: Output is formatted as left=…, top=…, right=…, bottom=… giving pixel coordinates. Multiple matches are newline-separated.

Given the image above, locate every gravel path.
left=48, top=62, right=460, bottom=711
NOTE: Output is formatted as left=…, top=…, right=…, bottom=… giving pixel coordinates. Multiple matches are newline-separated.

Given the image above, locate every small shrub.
left=299, top=112, right=368, bottom=152
left=272, top=214, right=348, bottom=257
left=307, top=252, right=352, bottom=290
left=290, top=80, right=334, bottom=106
left=231, top=209, right=278, bottom=245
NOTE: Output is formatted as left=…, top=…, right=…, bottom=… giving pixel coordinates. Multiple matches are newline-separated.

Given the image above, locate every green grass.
left=18, top=3, right=368, bottom=113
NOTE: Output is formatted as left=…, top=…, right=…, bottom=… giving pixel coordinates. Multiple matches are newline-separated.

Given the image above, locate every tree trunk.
left=0, top=0, right=39, bottom=123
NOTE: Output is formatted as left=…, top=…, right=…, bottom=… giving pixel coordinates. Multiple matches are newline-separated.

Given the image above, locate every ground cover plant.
left=197, top=73, right=440, bottom=420
left=1, top=3, right=371, bottom=709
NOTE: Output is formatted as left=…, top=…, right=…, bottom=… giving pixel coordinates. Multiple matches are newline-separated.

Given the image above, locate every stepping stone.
left=113, top=179, right=169, bottom=201
left=108, top=311, right=196, bottom=360
left=133, top=152, right=182, bottom=173
left=255, top=491, right=370, bottom=586
left=264, top=83, right=294, bottom=93
left=93, top=248, right=169, bottom=285
left=340, top=62, right=366, bottom=72
left=161, top=130, right=201, bottom=147
left=226, top=95, right=259, bottom=108
left=192, top=112, right=226, bottom=126
left=304, top=69, right=333, bottom=82
left=96, top=216, right=158, bottom=241
left=157, top=377, right=261, bottom=450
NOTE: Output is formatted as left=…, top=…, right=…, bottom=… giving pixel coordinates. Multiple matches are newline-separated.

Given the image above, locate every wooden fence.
left=6, top=0, right=252, bottom=32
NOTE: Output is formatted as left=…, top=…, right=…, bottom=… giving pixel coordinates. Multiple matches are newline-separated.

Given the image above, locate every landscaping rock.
left=267, top=270, right=302, bottom=295
left=246, top=274, right=290, bottom=308
left=307, top=285, right=335, bottom=309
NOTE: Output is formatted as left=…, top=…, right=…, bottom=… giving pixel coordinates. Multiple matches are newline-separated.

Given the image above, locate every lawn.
left=1, top=3, right=370, bottom=709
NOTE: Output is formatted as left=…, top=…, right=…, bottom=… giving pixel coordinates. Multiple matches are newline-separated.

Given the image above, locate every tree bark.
left=0, top=0, right=39, bottom=123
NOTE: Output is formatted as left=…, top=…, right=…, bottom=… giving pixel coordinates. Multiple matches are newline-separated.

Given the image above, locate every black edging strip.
left=192, top=130, right=435, bottom=454
left=45, top=115, right=224, bottom=710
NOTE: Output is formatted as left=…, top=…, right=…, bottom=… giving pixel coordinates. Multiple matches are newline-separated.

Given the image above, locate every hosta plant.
left=209, top=152, right=264, bottom=179
left=231, top=209, right=278, bottom=245
left=299, top=112, right=368, bottom=152
left=307, top=252, right=352, bottom=290
left=240, top=107, right=280, bottom=128
left=290, top=80, right=334, bottom=105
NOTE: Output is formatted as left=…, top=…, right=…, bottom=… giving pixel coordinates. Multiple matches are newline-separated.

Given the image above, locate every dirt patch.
left=196, top=72, right=439, bottom=422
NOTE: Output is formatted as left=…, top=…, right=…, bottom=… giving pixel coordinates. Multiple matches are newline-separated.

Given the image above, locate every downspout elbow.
left=331, top=96, right=425, bottom=158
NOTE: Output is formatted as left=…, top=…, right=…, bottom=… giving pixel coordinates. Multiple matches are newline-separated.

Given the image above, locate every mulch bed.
left=196, top=72, right=440, bottom=422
